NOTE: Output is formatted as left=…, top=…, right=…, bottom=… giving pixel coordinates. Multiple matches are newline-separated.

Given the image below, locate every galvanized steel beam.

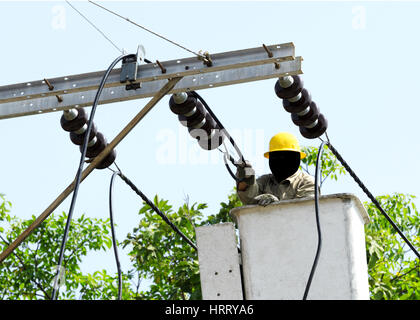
left=0, top=43, right=302, bottom=119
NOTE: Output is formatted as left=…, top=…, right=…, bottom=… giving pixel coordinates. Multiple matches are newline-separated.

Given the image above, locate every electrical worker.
left=236, top=132, right=315, bottom=206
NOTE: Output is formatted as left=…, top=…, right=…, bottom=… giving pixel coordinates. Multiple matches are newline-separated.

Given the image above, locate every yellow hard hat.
left=264, top=132, right=306, bottom=159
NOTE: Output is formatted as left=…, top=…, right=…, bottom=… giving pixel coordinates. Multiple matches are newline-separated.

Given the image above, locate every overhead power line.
left=327, top=142, right=420, bottom=260
left=65, top=0, right=123, bottom=54
left=116, top=170, right=198, bottom=251
left=88, top=0, right=206, bottom=59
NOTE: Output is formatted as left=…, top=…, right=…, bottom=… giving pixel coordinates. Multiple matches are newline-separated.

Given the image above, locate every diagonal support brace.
left=0, top=77, right=182, bottom=264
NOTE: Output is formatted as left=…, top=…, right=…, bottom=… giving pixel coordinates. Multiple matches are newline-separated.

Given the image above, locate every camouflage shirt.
left=237, top=170, right=315, bottom=205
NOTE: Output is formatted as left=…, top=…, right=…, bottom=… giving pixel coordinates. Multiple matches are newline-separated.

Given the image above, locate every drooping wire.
left=302, top=140, right=326, bottom=300
left=88, top=0, right=205, bottom=60
left=326, top=142, right=420, bottom=260
left=109, top=170, right=122, bottom=300
left=190, top=90, right=246, bottom=165
left=222, top=151, right=239, bottom=182
left=142, top=58, right=247, bottom=179
left=324, top=131, right=331, bottom=144
left=220, top=144, right=237, bottom=166
left=104, top=164, right=197, bottom=300
left=51, top=54, right=130, bottom=300
left=65, top=0, right=124, bottom=54
left=116, top=171, right=198, bottom=251
left=219, top=141, right=240, bottom=182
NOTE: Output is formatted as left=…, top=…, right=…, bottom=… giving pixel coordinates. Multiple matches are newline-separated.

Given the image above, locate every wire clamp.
left=120, top=46, right=143, bottom=90
left=198, top=50, right=213, bottom=67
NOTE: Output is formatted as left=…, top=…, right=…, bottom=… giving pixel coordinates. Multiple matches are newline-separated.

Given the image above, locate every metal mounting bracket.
left=120, top=45, right=146, bottom=91
left=120, top=54, right=138, bottom=84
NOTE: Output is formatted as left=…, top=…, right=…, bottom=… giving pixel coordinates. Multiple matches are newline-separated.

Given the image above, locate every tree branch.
left=390, top=262, right=420, bottom=283
left=0, top=234, right=51, bottom=299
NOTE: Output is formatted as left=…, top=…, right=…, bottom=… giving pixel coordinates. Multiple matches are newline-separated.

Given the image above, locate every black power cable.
left=144, top=58, right=247, bottom=174
left=116, top=171, right=198, bottom=251
left=190, top=90, right=246, bottom=165
left=302, top=138, right=420, bottom=299
left=302, top=140, right=326, bottom=300
left=109, top=170, right=122, bottom=300
left=222, top=150, right=240, bottom=182
left=51, top=53, right=130, bottom=300
left=326, top=142, right=420, bottom=260
left=146, top=57, right=247, bottom=179
left=78, top=58, right=240, bottom=300
left=107, top=166, right=199, bottom=300
left=106, top=167, right=198, bottom=300
left=190, top=90, right=249, bottom=184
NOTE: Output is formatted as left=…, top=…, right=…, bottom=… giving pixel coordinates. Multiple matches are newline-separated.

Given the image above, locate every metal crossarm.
left=0, top=43, right=302, bottom=119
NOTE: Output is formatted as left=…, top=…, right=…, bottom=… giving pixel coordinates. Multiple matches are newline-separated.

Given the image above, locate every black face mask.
left=269, top=151, right=300, bottom=183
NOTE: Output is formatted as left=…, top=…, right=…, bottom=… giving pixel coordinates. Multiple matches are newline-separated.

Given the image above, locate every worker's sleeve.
left=295, top=173, right=316, bottom=198
left=237, top=175, right=267, bottom=205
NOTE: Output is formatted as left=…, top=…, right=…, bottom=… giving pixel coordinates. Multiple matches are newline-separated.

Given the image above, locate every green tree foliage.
left=1, top=144, right=419, bottom=300
left=300, top=145, right=346, bottom=186
left=300, top=146, right=420, bottom=299
left=121, top=146, right=419, bottom=300
left=122, top=197, right=204, bottom=300
left=0, top=193, right=127, bottom=299
left=121, top=192, right=243, bottom=300
left=364, top=193, right=420, bottom=299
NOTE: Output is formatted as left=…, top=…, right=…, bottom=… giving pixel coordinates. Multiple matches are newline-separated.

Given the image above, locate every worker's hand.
left=236, top=160, right=255, bottom=191
left=254, top=194, right=279, bottom=206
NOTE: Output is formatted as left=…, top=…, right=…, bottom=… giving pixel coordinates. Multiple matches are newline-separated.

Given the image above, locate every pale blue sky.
left=1, top=1, right=419, bottom=282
